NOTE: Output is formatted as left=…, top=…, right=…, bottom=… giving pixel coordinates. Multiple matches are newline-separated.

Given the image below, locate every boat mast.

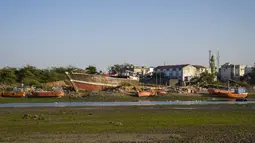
left=65, top=72, right=79, bottom=93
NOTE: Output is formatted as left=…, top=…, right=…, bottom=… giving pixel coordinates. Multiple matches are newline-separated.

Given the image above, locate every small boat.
left=157, top=90, right=167, bottom=95
left=1, top=91, right=26, bottom=97
left=30, top=87, right=64, bottom=97
left=208, top=88, right=248, bottom=98
left=31, top=91, right=64, bottom=97
left=1, top=88, right=26, bottom=97
left=137, top=91, right=157, bottom=97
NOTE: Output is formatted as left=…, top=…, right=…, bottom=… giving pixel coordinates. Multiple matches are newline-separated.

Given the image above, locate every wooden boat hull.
left=32, top=91, right=64, bottom=97
left=1, top=92, right=26, bottom=97
left=72, top=81, right=113, bottom=91
left=138, top=91, right=157, bottom=97
left=208, top=88, right=248, bottom=98
left=208, top=88, right=232, bottom=94
left=157, top=90, right=167, bottom=95
left=227, top=93, right=248, bottom=98
left=65, top=72, right=139, bottom=91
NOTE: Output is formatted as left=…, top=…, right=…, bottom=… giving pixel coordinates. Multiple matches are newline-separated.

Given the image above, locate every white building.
left=146, top=67, right=154, bottom=76
left=154, top=64, right=209, bottom=82
left=219, top=63, right=246, bottom=81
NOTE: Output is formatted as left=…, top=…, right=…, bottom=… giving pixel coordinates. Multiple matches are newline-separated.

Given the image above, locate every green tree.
left=109, top=63, right=133, bottom=74
left=16, top=65, right=41, bottom=82
left=50, top=67, right=70, bottom=80
left=110, top=64, right=123, bottom=73
left=86, top=66, right=97, bottom=74
left=199, top=71, right=215, bottom=85
left=249, top=64, right=255, bottom=85
left=191, top=70, right=216, bottom=86
left=23, top=77, right=41, bottom=86
left=40, top=69, right=61, bottom=83
left=0, top=67, right=17, bottom=85
left=210, top=55, right=217, bottom=80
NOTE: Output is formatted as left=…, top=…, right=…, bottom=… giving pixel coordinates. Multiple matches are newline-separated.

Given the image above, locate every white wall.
left=239, top=65, right=246, bottom=76
left=195, top=67, right=209, bottom=76
left=182, top=65, right=197, bottom=81
left=155, top=65, right=208, bottom=81
left=147, top=68, right=154, bottom=74
left=220, top=64, right=246, bottom=81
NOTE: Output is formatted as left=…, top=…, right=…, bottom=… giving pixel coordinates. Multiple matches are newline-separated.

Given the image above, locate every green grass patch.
left=0, top=106, right=254, bottom=133
left=0, top=106, right=254, bottom=142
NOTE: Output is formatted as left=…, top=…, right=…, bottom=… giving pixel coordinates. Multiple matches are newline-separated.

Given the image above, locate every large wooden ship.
left=65, top=72, right=139, bottom=92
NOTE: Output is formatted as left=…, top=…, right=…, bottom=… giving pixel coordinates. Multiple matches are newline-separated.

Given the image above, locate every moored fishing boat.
left=208, top=88, right=248, bottom=98
left=31, top=87, right=64, bottom=97
left=1, top=91, right=26, bottom=97
left=137, top=91, right=157, bottom=97
left=31, top=91, right=64, bottom=97
left=157, top=90, right=167, bottom=95
left=1, top=88, right=26, bottom=97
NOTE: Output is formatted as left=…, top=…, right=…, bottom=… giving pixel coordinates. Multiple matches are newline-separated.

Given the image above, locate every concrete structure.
left=154, top=64, right=209, bottom=82
left=245, top=66, right=253, bottom=74
left=219, top=63, right=246, bottom=81
left=110, top=64, right=148, bottom=77
left=146, top=67, right=154, bottom=76
left=125, top=65, right=147, bottom=76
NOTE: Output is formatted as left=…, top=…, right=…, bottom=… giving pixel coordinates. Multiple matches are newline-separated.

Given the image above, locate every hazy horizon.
left=1, top=0, right=254, bottom=71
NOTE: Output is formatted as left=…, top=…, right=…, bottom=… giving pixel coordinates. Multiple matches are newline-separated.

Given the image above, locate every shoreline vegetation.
left=0, top=105, right=255, bottom=142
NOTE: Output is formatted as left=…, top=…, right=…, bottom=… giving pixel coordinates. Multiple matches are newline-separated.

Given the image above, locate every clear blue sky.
left=0, top=0, right=254, bottom=71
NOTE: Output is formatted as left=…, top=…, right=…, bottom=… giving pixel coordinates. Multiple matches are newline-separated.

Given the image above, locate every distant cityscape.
left=108, top=62, right=253, bottom=83
left=106, top=50, right=253, bottom=85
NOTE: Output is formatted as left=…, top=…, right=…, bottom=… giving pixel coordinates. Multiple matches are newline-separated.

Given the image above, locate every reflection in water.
left=0, top=100, right=254, bottom=108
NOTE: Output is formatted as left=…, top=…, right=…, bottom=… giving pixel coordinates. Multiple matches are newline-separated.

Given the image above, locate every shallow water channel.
left=1, top=100, right=255, bottom=108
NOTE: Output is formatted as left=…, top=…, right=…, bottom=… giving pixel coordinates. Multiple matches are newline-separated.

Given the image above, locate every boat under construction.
left=65, top=72, right=139, bottom=92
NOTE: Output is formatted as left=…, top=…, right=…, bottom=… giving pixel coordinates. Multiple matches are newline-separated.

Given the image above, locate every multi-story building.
left=109, top=64, right=148, bottom=77
left=219, top=63, right=246, bottom=81
left=125, top=65, right=147, bottom=76
left=245, top=66, right=253, bottom=74
left=154, top=64, right=209, bottom=82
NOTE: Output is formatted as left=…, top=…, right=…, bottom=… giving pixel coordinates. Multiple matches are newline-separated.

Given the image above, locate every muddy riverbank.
left=1, top=93, right=255, bottom=104
left=0, top=105, right=254, bottom=143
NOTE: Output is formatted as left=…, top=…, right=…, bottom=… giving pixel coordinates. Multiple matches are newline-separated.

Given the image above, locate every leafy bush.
left=0, top=68, right=17, bottom=84
left=0, top=65, right=85, bottom=87
left=23, top=78, right=41, bottom=86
